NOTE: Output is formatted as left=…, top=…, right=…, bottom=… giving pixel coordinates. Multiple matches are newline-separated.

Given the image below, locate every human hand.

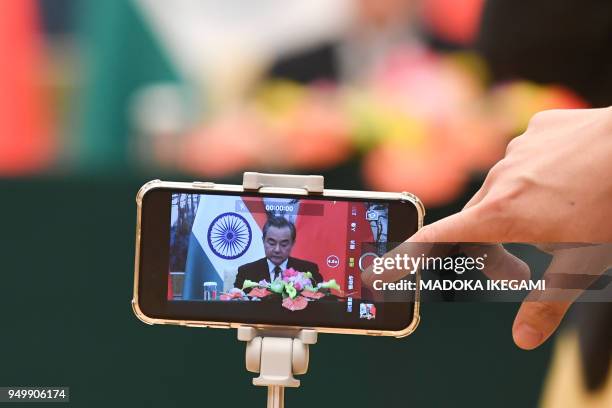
left=367, top=107, right=612, bottom=349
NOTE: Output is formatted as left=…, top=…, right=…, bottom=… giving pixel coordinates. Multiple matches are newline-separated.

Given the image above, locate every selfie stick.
left=239, top=172, right=324, bottom=408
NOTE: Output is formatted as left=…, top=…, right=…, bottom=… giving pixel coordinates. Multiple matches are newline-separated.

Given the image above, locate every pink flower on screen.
left=283, top=268, right=298, bottom=278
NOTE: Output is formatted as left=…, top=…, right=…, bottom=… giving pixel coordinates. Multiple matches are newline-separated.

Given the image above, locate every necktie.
left=273, top=265, right=282, bottom=281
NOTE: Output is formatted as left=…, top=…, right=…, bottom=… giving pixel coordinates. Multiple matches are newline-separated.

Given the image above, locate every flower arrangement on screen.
left=219, top=267, right=341, bottom=311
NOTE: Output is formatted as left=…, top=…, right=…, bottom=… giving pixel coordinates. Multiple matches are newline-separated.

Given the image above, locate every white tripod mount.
left=239, top=172, right=324, bottom=408
left=238, top=326, right=317, bottom=408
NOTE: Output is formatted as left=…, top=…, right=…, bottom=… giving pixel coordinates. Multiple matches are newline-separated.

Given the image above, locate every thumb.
left=512, top=300, right=571, bottom=350
left=511, top=245, right=610, bottom=350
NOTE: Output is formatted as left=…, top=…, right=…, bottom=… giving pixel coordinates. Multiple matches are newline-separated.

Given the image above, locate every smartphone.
left=132, top=179, right=424, bottom=337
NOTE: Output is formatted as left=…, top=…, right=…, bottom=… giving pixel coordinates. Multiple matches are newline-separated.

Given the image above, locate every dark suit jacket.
left=234, top=257, right=322, bottom=290
left=269, top=42, right=339, bottom=84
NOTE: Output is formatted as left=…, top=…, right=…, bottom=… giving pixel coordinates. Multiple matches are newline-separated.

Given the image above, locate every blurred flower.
left=170, top=45, right=588, bottom=207
left=179, top=108, right=267, bottom=176
left=362, top=136, right=468, bottom=206
left=489, top=82, right=588, bottom=135
left=255, top=81, right=354, bottom=169
left=368, top=47, right=484, bottom=119
left=347, top=91, right=428, bottom=150
left=422, top=0, right=485, bottom=45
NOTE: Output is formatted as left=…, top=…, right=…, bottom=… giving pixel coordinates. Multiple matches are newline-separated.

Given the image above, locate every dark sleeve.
left=307, top=262, right=322, bottom=284
left=475, top=0, right=612, bottom=106
left=234, top=266, right=246, bottom=290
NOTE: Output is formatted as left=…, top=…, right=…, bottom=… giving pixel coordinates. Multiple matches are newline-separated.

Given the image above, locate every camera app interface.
left=167, top=193, right=389, bottom=317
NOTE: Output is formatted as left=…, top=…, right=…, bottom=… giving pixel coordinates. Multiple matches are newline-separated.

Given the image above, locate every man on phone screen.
left=234, top=216, right=322, bottom=289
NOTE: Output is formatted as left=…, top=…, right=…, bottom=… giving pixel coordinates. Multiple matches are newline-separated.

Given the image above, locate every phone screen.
left=137, top=187, right=419, bottom=332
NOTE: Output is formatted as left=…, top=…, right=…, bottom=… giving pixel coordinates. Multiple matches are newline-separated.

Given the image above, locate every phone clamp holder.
left=238, top=326, right=317, bottom=408
left=240, top=172, right=324, bottom=408
left=243, top=171, right=324, bottom=194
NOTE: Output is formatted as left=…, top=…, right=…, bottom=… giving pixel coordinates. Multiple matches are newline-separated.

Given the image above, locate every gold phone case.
left=132, top=179, right=424, bottom=338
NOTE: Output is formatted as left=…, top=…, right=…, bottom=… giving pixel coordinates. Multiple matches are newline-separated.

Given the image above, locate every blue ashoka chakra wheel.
left=207, top=212, right=252, bottom=260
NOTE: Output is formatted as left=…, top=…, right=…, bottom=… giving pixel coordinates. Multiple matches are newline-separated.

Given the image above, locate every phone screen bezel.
left=134, top=182, right=421, bottom=334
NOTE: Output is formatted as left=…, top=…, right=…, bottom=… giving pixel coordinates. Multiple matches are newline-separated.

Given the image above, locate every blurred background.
left=1, top=0, right=609, bottom=407
left=0, top=0, right=590, bottom=197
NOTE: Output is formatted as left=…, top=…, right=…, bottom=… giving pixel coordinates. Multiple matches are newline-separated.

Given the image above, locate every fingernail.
left=514, top=323, right=543, bottom=349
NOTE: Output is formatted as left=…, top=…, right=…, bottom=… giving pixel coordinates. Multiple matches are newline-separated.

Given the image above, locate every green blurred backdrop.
left=0, top=175, right=552, bottom=407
